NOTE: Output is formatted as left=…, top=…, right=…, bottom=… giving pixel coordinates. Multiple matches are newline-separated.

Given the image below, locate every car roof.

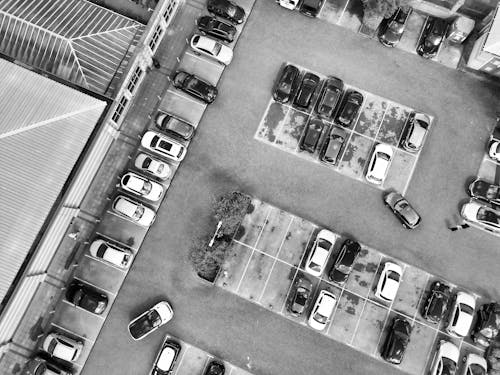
left=52, top=338, right=77, bottom=361
left=316, top=292, right=336, bottom=315
left=311, top=246, right=329, bottom=265
left=157, top=346, right=176, bottom=370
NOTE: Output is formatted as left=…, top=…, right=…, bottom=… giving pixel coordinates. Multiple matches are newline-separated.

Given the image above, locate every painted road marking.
left=50, top=322, right=95, bottom=344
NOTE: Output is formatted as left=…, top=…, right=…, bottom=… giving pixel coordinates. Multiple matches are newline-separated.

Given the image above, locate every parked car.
left=300, top=119, right=324, bottom=153
left=320, top=126, right=348, bottom=165
left=299, top=0, right=324, bottom=17
left=134, top=153, right=172, bottom=180
left=273, top=64, right=300, bottom=104
left=190, top=34, right=233, bottom=65
left=89, top=239, right=133, bottom=269
left=375, top=262, right=402, bottom=302
left=294, top=72, right=320, bottom=109
left=417, top=16, right=448, bottom=58
left=172, top=71, right=217, bottom=104
left=378, top=7, right=411, bottom=47
left=462, top=353, right=487, bottom=375
left=120, top=171, right=164, bottom=202
left=203, top=360, right=225, bottom=375
left=42, top=333, right=83, bottom=363
left=489, top=139, right=500, bottom=162
left=22, top=357, right=71, bottom=375
left=65, top=281, right=108, bottom=315
left=128, top=301, right=174, bottom=340
left=461, top=200, right=500, bottom=232
left=152, top=339, right=181, bottom=375
left=446, top=291, right=476, bottom=337
left=196, top=16, right=237, bottom=43
left=366, top=143, right=393, bottom=185
left=288, top=276, right=312, bottom=316
left=308, top=290, right=337, bottom=331
left=141, top=131, right=187, bottom=162
left=468, top=178, right=500, bottom=205
left=473, top=302, right=500, bottom=347
left=422, top=281, right=451, bottom=324
left=277, top=0, right=299, bottom=10
left=305, top=229, right=336, bottom=277
left=207, top=0, right=246, bottom=24
left=383, top=191, right=421, bottom=229
left=328, top=239, right=361, bottom=285
left=112, top=195, right=156, bottom=227
left=155, top=111, right=195, bottom=140
left=429, top=340, right=459, bottom=375
left=381, top=317, right=412, bottom=365
left=316, top=77, right=343, bottom=119
left=401, top=112, right=430, bottom=153
left=334, top=90, right=363, bottom=128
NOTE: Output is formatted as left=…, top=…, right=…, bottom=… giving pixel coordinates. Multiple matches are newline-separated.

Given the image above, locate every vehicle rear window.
left=158, top=140, right=172, bottom=151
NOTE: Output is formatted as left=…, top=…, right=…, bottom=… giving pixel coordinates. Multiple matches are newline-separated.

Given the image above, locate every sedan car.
left=473, top=302, right=500, bottom=347
left=134, top=153, right=172, bottom=180
left=128, top=301, right=174, bottom=340
left=378, top=7, right=411, bottom=47
left=190, top=34, right=233, bottom=65
left=316, top=77, right=343, bottom=119
left=305, top=229, right=336, bottom=277
left=42, top=333, right=83, bottom=363
left=375, top=262, right=402, bottom=302
left=120, top=172, right=164, bottom=202
left=489, top=139, right=500, bottom=162
left=207, top=0, right=246, bottom=24
left=328, top=239, right=361, bottom=285
left=401, top=112, right=430, bottom=153
left=366, top=143, right=393, bottom=185
left=152, top=339, right=181, bottom=375
left=308, top=290, right=337, bottom=331
left=461, top=200, right=500, bottom=232
left=383, top=191, right=421, bottom=229
left=273, top=64, right=300, bottom=104
left=417, top=16, right=448, bottom=58
left=155, top=111, right=195, bottom=140
left=65, top=281, right=108, bottom=315
left=468, top=178, right=500, bottom=205
left=288, top=276, right=312, bottom=316
left=422, top=281, right=451, bottom=324
left=22, top=356, right=71, bottom=375
left=112, top=195, right=156, bottom=227
left=89, top=239, right=133, bottom=269
left=429, top=340, right=459, bottom=375
left=463, top=353, right=487, bottom=375
left=299, top=0, right=324, bottom=17
left=141, top=131, right=187, bottom=162
left=203, top=360, right=225, bottom=375
left=172, top=71, right=217, bottom=103
left=446, top=291, right=476, bottom=337
left=320, top=126, right=348, bottom=166
left=196, top=16, right=236, bottom=43
left=294, top=72, right=320, bottom=109
left=381, top=317, right=412, bottom=365
left=334, top=90, right=363, bottom=128
left=300, top=119, right=324, bottom=153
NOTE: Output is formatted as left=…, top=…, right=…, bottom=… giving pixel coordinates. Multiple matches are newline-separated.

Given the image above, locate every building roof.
left=0, top=0, right=145, bottom=96
left=0, top=59, right=107, bottom=303
left=484, top=2, right=500, bottom=55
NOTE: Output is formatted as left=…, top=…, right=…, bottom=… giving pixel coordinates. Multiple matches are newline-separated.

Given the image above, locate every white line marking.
left=83, top=254, right=128, bottom=273
left=337, top=0, right=350, bottom=25
left=72, top=276, right=117, bottom=296
left=185, top=50, right=224, bottom=69
left=167, top=88, right=208, bottom=106
left=62, top=300, right=106, bottom=319
left=94, top=232, right=135, bottom=250
left=50, top=322, right=95, bottom=344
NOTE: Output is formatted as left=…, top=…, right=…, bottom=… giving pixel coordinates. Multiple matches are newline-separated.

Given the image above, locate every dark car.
left=320, top=126, right=347, bottom=165
left=473, top=302, right=500, bottom=347
left=273, top=64, right=300, bottom=104
left=468, top=178, right=500, bottom=206
left=334, top=90, right=363, bottom=128
left=65, top=281, right=108, bottom=315
left=204, top=360, right=225, bottom=375
left=294, top=72, right=320, bottom=109
left=172, top=71, right=217, bottom=104
left=328, top=239, right=361, bottom=285
left=22, top=357, right=71, bottom=375
left=155, top=111, right=195, bottom=140
left=207, top=0, right=246, bottom=24
left=422, top=281, right=451, bottom=324
left=300, top=118, right=324, bottom=153
left=381, top=317, right=412, bottom=365
left=196, top=16, right=237, bottom=43
left=288, top=277, right=312, bottom=316
left=378, top=7, right=411, bottom=47
left=316, top=77, right=344, bottom=119
left=383, top=191, right=421, bottom=229
left=152, top=339, right=181, bottom=375
left=299, top=0, right=324, bottom=17
left=417, top=17, right=448, bottom=58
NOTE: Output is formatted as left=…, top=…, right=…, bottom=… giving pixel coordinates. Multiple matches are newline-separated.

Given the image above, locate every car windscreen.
left=441, top=358, right=456, bottom=375
left=459, top=303, right=474, bottom=315
left=295, top=291, right=307, bottom=305
left=387, top=270, right=400, bottom=281
left=478, top=208, right=500, bottom=224
left=158, top=140, right=172, bottom=152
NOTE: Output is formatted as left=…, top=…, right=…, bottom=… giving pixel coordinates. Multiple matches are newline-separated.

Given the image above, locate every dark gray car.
left=320, top=126, right=347, bottom=165
left=383, top=191, right=421, bottom=229
left=155, top=111, right=195, bottom=140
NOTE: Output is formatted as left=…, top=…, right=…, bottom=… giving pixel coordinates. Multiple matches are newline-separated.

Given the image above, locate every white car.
left=134, top=153, right=172, bottom=180
left=305, top=229, right=336, bottom=277
left=151, top=338, right=181, bottom=375
left=141, top=131, right=187, bottom=162
left=446, top=291, right=475, bottom=337
left=375, top=262, right=402, bottom=302
left=461, top=200, right=500, bottom=232
left=277, top=0, right=299, bottom=10
left=112, top=195, right=156, bottom=227
left=308, top=290, right=337, bottom=331
left=120, top=172, right=164, bottom=202
left=463, top=353, right=487, bottom=375
left=429, top=340, right=459, bottom=375
left=128, top=301, right=173, bottom=340
left=190, top=34, right=233, bottom=65
left=366, top=143, right=393, bottom=185
left=42, top=332, right=83, bottom=362
left=489, top=140, right=500, bottom=162
left=89, top=239, right=133, bottom=269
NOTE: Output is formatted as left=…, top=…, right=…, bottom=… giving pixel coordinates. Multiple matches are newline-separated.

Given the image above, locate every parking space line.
left=317, top=0, right=328, bottom=19
left=373, top=102, right=390, bottom=143
left=337, top=0, right=351, bottom=25
left=416, top=16, right=428, bottom=50
left=83, top=253, right=127, bottom=273
left=72, top=276, right=117, bottom=297
left=50, top=322, right=95, bottom=344
left=172, top=343, right=188, bottom=375
left=62, top=299, right=106, bottom=319
left=227, top=366, right=235, bottom=375
left=421, top=328, right=439, bottom=375
left=412, top=272, right=431, bottom=322
left=94, top=232, right=135, bottom=250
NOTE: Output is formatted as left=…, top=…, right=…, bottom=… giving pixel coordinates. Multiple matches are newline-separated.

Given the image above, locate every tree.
left=212, top=191, right=251, bottom=238
left=189, top=236, right=230, bottom=281
left=360, top=0, right=412, bottom=29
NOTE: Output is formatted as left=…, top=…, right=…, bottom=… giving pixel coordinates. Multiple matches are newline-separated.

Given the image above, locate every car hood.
left=461, top=202, right=481, bottom=221
left=381, top=279, right=400, bottom=300
left=381, top=27, right=402, bottom=43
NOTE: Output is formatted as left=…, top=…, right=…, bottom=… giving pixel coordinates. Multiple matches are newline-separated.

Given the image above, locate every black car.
left=417, top=16, right=448, bottom=58
left=334, top=90, right=363, bottom=128
left=294, top=72, right=320, bottom=109
left=473, top=302, right=500, bottom=347
left=383, top=191, right=421, bottom=229
left=468, top=178, right=500, bottom=206
left=421, top=281, right=451, bottom=324
left=273, top=64, right=300, bottom=104
left=299, top=0, right=324, bottom=17
left=378, top=7, right=411, bottom=47
left=172, top=71, right=218, bottom=104
left=316, top=76, right=344, bottom=119
left=288, top=277, right=312, bottom=316
left=65, top=281, right=108, bottom=315
left=207, top=0, right=246, bottom=24
left=22, top=357, right=71, bottom=375
left=197, top=16, right=237, bottom=43
left=381, top=317, right=412, bottom=364
left=204, top=360, right=225, bottom=375
left=320, top=126, right=348, bottom=166
left=155, top=111, right=195, bottom=140
left=300, top=118, right=324, bottom=153
left=328, top=239, right=361, bottom=285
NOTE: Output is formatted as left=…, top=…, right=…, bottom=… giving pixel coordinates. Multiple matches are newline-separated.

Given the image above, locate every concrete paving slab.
left=0, top=350, right=27, bottom=375
left=345, top=247, right=381, bottom=296
left=376, top=104, right=411, bottom=147
left=398, top=12, right=426, bottom=55
left=354, top=94, right=387, bottom=137
left=328, top=290, right=364, bottom=342
left=96, top=210, right=149, bottom=250
left=319, top=0, right=348, bottom=24
left=73, top=257, right=125, bottom=295
left=255, top=101, right=289, bottom=144
left=234, top=200, right=272, bottom=247
left=477, top=157, right=499, bottom=181
left=277, top=218, right=315, bottom=266
left=400, top=321, right=437, bottom=375
left=276, top=108, right=309, bottom=151
left=351, top=300, right=389, bottom=353
left=259, top=260, right=295, bottom=310
left=51, top=302, right=103, bottom=342
left=337, top=0, right=362, bottom=31
left=175, top=345, right=208, bottom=375
left=338, top=133, right=374, bottom=181
left=392, top=266, right=429, bottom=318
left=254, top=208, right=293, bottom=256
left=435, top=39, right=462, bottom=70
left=179, top=52, right=224, bottom=87
left=157, top=96, right=205, bottom=127
left=237, top=251, right=275, bottom=301
left=216, top=241, right=253, bottom=292
left=383, top=148, right=417, bottom=193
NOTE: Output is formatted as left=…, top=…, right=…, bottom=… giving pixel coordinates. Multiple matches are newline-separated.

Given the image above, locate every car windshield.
left=387, top=270, right=400, bottom=281
left=442, top=358, right=456, bottom=375
left=318, top=238, right=332, bottom=249
left=469, top=364, right=486, bottom=375
left=486, top=185, right=500, bottom=199
left=425, top=34, right=441, bottom=46
left=226, top=4, right=236, bottom=16
left=158, top=140, right=172, bottom=152
left=308, top=261, right=320, bottom=271
left=389, top=21, right=404, bottom=33
left=279, top=81, right=291, bottom=93
left=378, top=152, right=390, bottom=161
left=48, top=339, right=57, bottom=354
left=459, top=303, right=474, bottom=315
left=295, top=289, right=307, bottom=305
left=141, top=181, right=152, bottom=194
left=142, top=157, right=152, bottom=168
left=133, top=205, right=145, bottom=220
left=96, top=243, right=108, bottom=258
left=478, top=208, right=500, bottom=225
left=313, top=311, right=328, bottom=323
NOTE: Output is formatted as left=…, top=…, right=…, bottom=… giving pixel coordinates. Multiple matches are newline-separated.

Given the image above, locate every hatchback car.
left=417, top=16, right=448, bottom=58
left=308, top=290, right=337, bottom=331
left=299, top=0, right=324, bottom=17
left=42, top=333, right=83, bottom=363
left=305, top=229, right=336, bottom=277
left=203, top=360, right=225, bottom=375
left=328, top=239, right=361, bottom=285
left=207, top=0, right=246, bottom=24
left=120, top=172, right=164, bottom=202
left=383, top=191, right=421, bottom=229
left=422, top=281, right=451, bottom=324
left=112, top=195, right=156, bottom=227
left=128, top=301, right=174, bottom=340
left=172, top=71, right=218, bottom=104
left=489, top=140, right=500, bottom=162
left=463, top=353, right=487, bottom=375
left=288, top=276, right=312, bottom=316
left=375, top=262, right=402, bottom=302
left=155, top=111, right=195, bottom=140
left=366, top=143, right=393, bottom=185
left=197, top=16, right=236, bottom=43
left=273, top=64, right=300, bottom=104
left=22, top=356, right=71, bottom=375
left=381, top=317, right=412, bottom=365
left=300, top=119, right=324, bottom=153
left=316, top=77, right=343, bottom=119
left=65, top=281, right=108, bottom=315
left=134, top=153, right=172, bottom=180
left=401, top=112, right=430, bottom=153
left=141, top=131, right=187, bottom=162
left=294, top=72, right=320, bottom=109
left=378, top=7, right=411, bottom=47
left=473, top=302, right=500, bottom=347
left=277, top=0, right=299, bottom=10
left=429, top=340, right=459, bottom=375
left=190, top=34, right=233, bottom=65
left=334, top=90, right=363, bottom=128
left=461, top=200, right=500, bottom=232
left=89, top=239, right=133, bottom=269
left=320, top=126, right=348, bottom=166
left=468, top=178, right=500, bottom=205
left=446, top=291, right=476, bottom=337
left=152, top=339, right=181, bottom=375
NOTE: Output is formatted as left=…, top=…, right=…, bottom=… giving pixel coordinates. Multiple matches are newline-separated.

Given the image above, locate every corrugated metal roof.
left=0, top=59, right=107, bottom=303
left=0, top=0, right=145, bottom=96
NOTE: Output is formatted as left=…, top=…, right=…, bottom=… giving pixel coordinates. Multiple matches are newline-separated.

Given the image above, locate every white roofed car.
left=128, top=301, right=173, bottom=341
left=120, top=172, right=164, bottom=202
left=190, top=34, right=233, bottom=65
left=366, top=143, right=393, bottom=185
left=463, top=353, right=487, bottom=375
left=112, top=195, right=156, bottom=227
left=375, top=262, right=402, bottom=302
left=461, top=200, right=500, bottom=232
left=89, top=239, right=133, bottom=269
left=305, top=229, right=336, bottom=277
left=134, top=153, right=172, bottom=180
left=446, top=291, right=476, bottom=337
left=141, top=131, right=187, bottom=162
left=489, top=140, right=500, bottom=162
left=308, top=290, right=337, bottom=331
left=42, top=333, right=83, bottom=363
left=429, top=340, right=459, bottom=375
left=151, top=339, right=181, bottom=375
